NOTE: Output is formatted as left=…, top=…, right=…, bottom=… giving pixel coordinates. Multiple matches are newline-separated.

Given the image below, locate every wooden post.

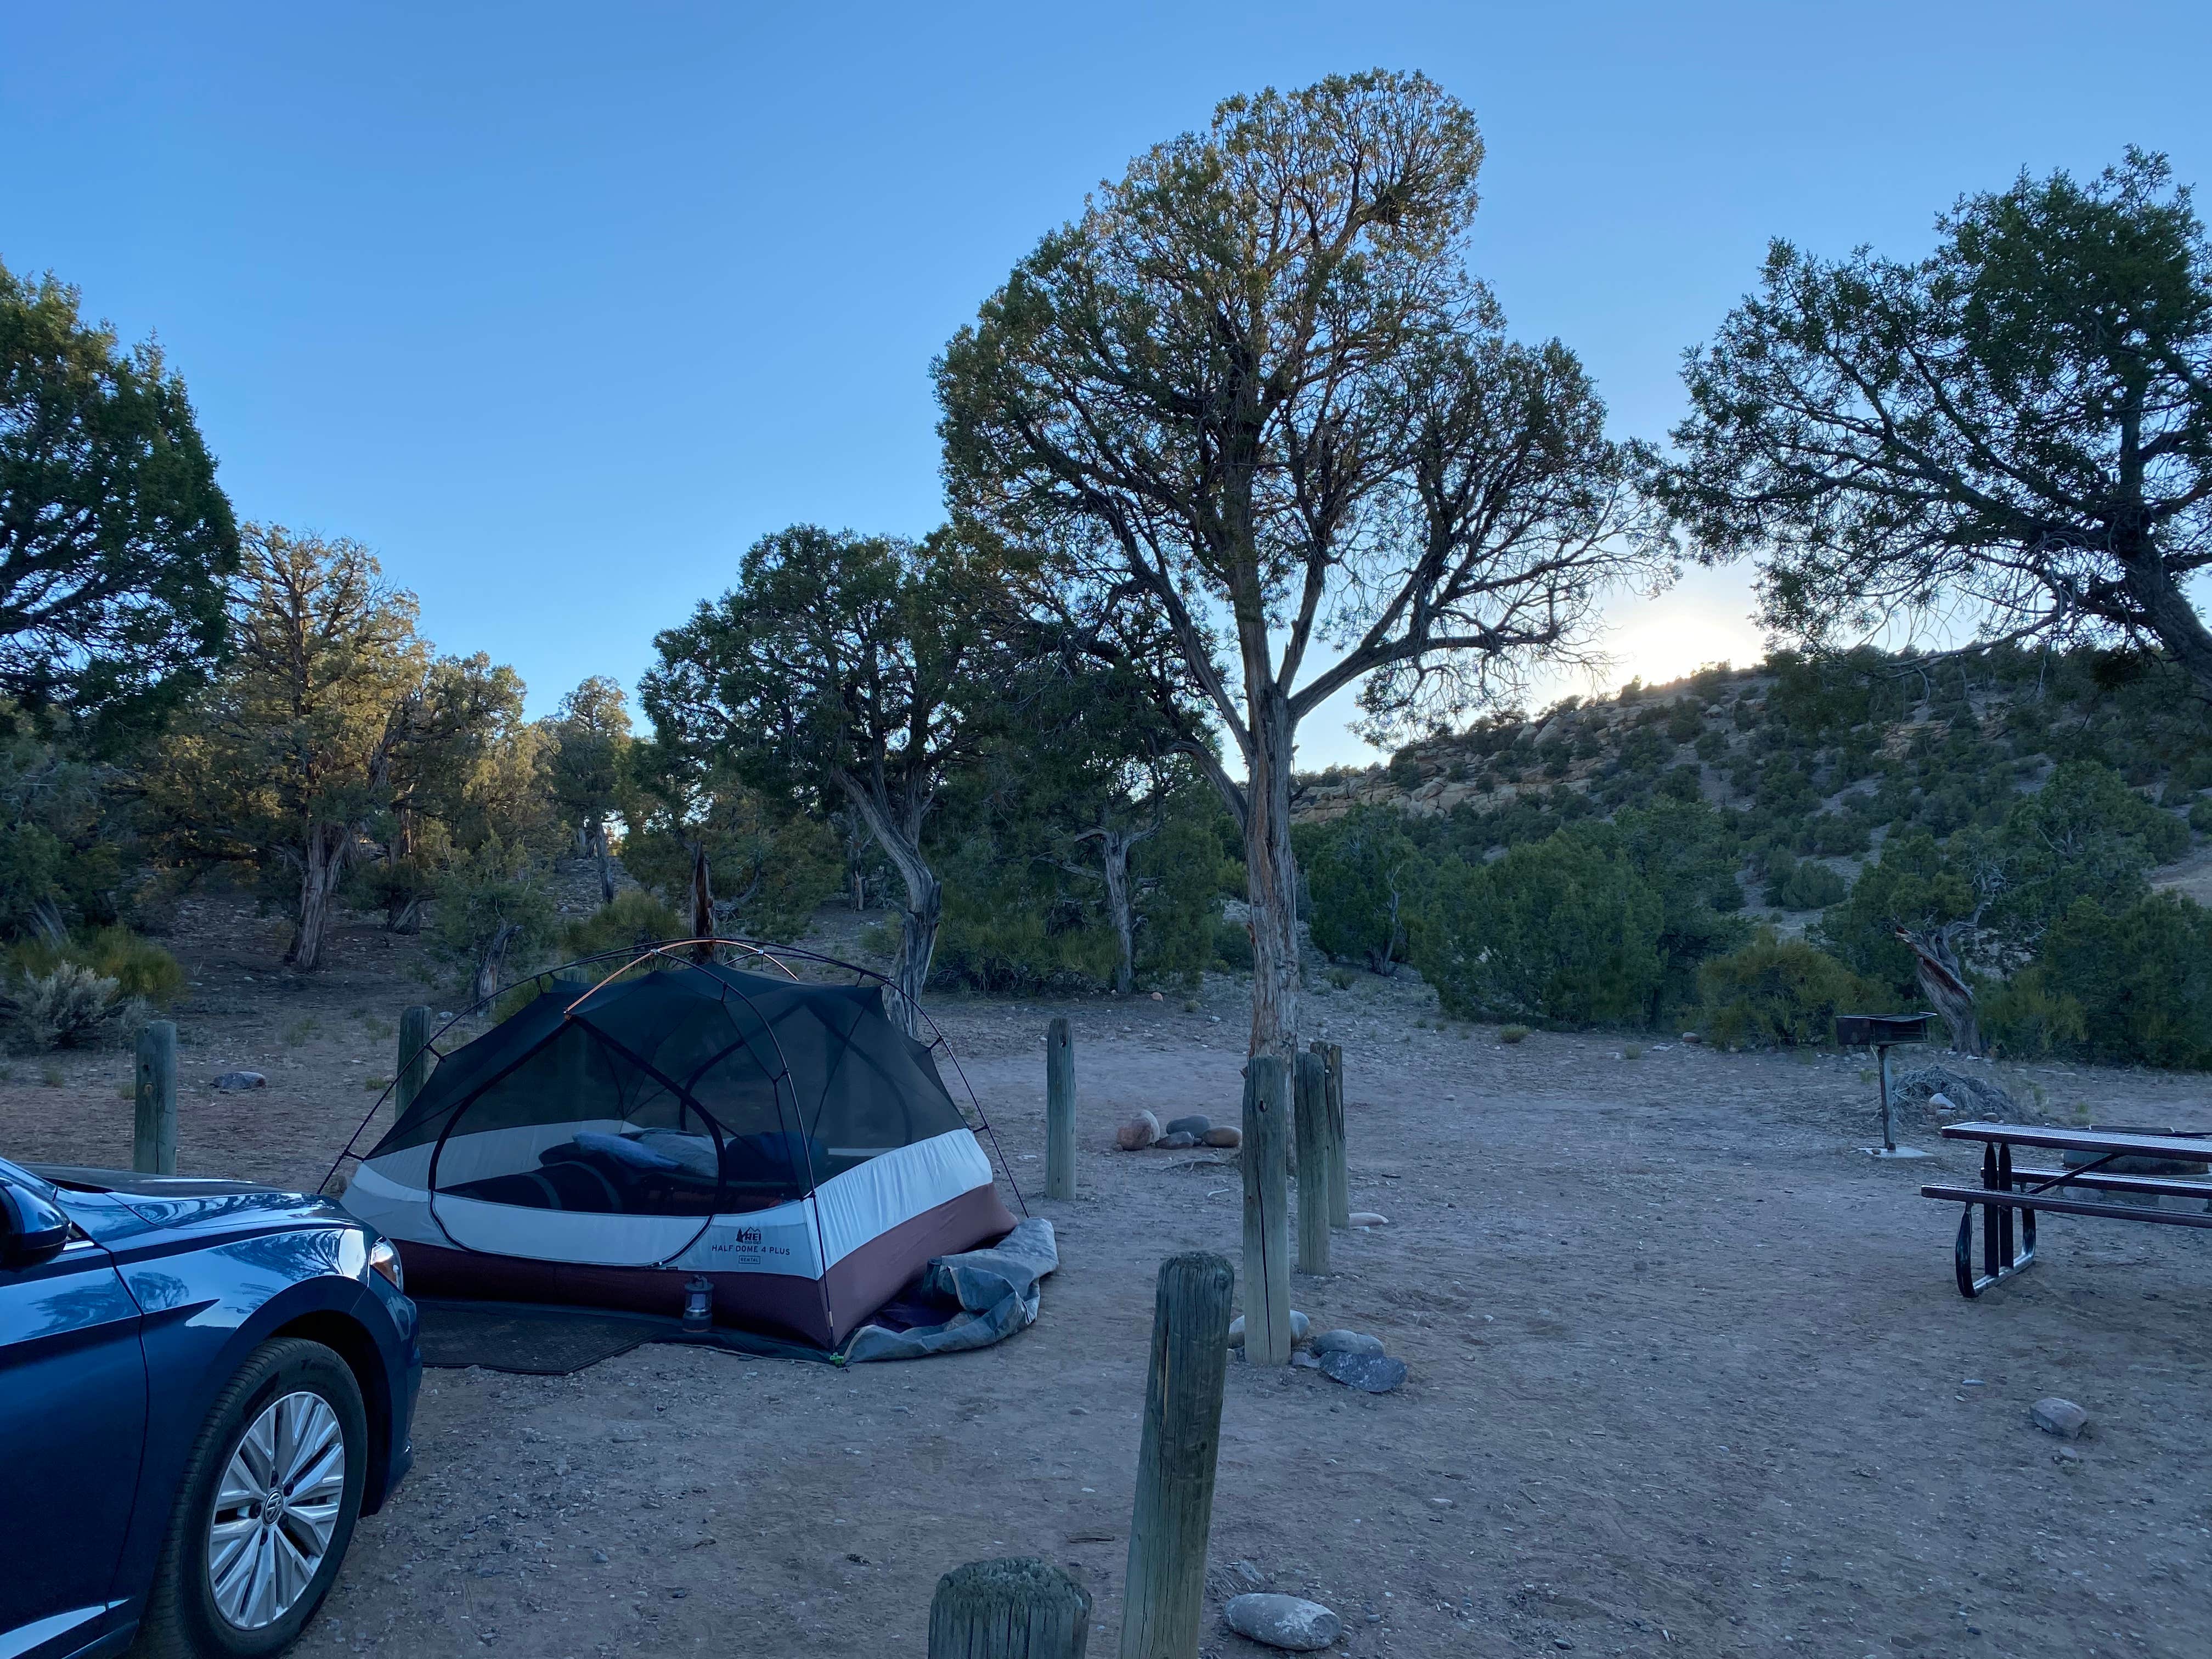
left=929, top=1558, right=1091, bottom=1658
left=133, top=1019, right=177, bottom=1175
left=1293, top=1051, right=1330, bottom=1276
left=1119, top=1251, right=1233, bottom=1659
left=1239, top=1056, right=1292, bottom=1366
left=1045, top=1016, right=1076, bottom=1201
left=396, top=1006, right=434, bottom=1119
left=1312, top=1040, right=1349, bottom=1229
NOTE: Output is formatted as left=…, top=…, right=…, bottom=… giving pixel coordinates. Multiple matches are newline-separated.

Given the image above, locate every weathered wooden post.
left=396, top=1005, right=434, bottom=1118
left=133, top=1019, right=177, bottom=1175
left=1293, top=1050, right=1331, bottom=1275
left=1239, top=1056, right=1293, bottom=1366
left=929, top=1557, right=1091, bottom=1658
left=1045, top=1016, right=1076, bottom=1201
left=1119, top=1251, right=1233, bottom=1659
left=1311, top=1039, right=1349, bottom=1229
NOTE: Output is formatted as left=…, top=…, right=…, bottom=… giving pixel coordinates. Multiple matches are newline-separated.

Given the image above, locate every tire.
left=132, top=1338, right=370, bottom=1658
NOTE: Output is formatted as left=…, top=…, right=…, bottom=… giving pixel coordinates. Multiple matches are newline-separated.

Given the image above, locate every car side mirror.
left=0, top=1183, right=71, bottom=1267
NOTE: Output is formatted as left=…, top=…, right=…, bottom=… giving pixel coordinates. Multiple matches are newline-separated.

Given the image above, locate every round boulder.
left=1224, top=1593, right=1340, bottom=1651
left=1155, top=1131, right=1198, bottom=1149
left=1311, top=1328, right=1384, bottom=1357
left=1116, top=1110, right=1161, bottom=1151
left=1202, top=1126, right=1242, bottom=1148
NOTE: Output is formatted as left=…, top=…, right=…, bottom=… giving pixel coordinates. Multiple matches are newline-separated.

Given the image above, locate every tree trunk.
left=472, top=921, right=521, bottom=1006
left=1101, top=836, right=1136, bottom=995
left=1242, top=691, right=1301, bottom=1062
left=892, top=870, right=943, bottom=1036
left=288, top=820, right=352, bottom=972
left=1895, top=923, right=1983, bottom=1056
left=690, top=842, right=717, bottom=964
left=589, top=819, right=616, bottom=905
left=2118, top=538, right=2212, bottom=704
left=833, top=770, right=943, bottom=1037
left=1082, top=825, right=1155, bottom=997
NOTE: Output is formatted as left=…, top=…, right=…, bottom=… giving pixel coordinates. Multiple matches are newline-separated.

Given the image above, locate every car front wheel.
left=134, top=1338, right=369, bottom=1658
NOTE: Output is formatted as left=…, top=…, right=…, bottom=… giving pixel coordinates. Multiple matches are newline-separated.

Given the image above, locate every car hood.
left=24, top=1164, right=351, bottom=1243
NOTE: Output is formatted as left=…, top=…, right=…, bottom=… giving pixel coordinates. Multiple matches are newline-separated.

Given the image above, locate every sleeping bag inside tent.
left=341, top=962, right=1016, bottom=1348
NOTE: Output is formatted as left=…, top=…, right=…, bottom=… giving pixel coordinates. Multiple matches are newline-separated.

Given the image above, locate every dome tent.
left=338, top=948, right=1018, bottom=1350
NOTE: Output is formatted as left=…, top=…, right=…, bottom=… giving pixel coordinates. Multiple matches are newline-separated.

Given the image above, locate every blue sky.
left=5, top=3, right=2208, bottom=767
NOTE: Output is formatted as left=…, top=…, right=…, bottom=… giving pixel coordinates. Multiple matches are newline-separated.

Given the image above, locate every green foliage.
left=1299, top=806, right=1426, bottom=974
left=1815, top=830, right=1977, bottom=995
left=561, top=891, right=684, bottom=961
left=8, top=926, right=184, bottom=1021
left=1416, top=826, right=1663, bottom=1026
left=8, top=961, right=142, bottom=1051
left=1610, top=799, right=1752, bottom=1019
left=1498, top=1024, right=1530, bottom=1043
left=1985, top=894, right=2212, bottom=1068
left=1697, top=930, right=1883, bottom=1049
left=1212, top=918, right=1254, bottom=973
left=932, top=870, right=1121, bottom=996
left=0, top=259, right=239, bottom=732
left=620, top=774, right=840, bottom=945
left=428, top=837, right=558, bottom=995
left=1656, top=150, right=2212, bottom=703
left=1765, top=857, right=1850, bottom=911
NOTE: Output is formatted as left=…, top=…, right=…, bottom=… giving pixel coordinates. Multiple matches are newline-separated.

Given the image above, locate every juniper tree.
left=939, top=71, right=1666, bottom=1058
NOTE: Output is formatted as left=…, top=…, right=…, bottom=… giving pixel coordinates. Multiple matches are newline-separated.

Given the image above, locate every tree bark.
left=1895, top=923, right=1984, bottom=1056
left=689, top=841, right=717, bottom=964
left=1240, top=690, right=1301, bottom=1063
left=1078, top=825, right=1156, bottom=996
left=589, top=819, right=616, bottom=905
left=472, top=921, right=521, bottom=1006
left=831, top=768, right=944, bottom=1036
left=891, top=869, right=943, bottom=1037
left=288, top=820, right=352, bottom=972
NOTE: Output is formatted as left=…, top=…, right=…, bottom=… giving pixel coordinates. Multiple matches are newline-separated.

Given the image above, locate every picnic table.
left=1921, top=1120, right=2212, bottom=1297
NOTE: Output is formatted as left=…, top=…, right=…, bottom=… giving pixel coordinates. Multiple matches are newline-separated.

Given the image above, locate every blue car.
left=0, top=1155, right=420, bottom=1659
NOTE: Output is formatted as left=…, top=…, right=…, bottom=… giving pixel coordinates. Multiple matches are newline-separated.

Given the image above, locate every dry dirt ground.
left=6, top=889, right=2210, bottom=1658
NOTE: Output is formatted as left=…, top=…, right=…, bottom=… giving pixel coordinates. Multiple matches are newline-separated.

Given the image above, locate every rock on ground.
left=1116, top=1110, right=1160, bottom=1150
left=1227, top=1310, right=1311, bottom=1349
left=1318, top=1350, right=1408, bottom=1393
left=1202, top=1125, right=1242, bottom=1148
left=1164, top=1113, right=1210, bottom=1136
left=213, top=1071, right=267, bottom=1091
left=1224, top=1593, right=1341, bottom=1651
left=1892, top=1064, right=2017, bottom=1119
left=1155, top=1131, right=1198, bottom=1149
left=2032, top=1397, right=2089, bottom=1439
left=1312, top=1329, right=1384, bottom=1357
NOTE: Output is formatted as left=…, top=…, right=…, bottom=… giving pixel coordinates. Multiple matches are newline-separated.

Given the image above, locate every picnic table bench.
left=1922, top=1121, right=2212, bottom=1296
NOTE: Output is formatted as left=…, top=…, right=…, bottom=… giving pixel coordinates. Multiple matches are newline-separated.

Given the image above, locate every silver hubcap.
left=206, top=1390, right=347, bottom=1629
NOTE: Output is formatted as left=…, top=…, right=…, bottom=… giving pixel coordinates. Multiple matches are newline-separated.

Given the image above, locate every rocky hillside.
left=1293, top=646, right=2212, bottom=921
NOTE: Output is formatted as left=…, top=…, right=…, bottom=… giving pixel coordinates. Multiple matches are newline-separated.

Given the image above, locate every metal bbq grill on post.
left=1835, top=1013, right=1935, bottom=1158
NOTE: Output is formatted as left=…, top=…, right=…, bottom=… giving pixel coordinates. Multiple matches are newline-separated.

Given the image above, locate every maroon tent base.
left=393, top=1183, right=1015, bottom=1350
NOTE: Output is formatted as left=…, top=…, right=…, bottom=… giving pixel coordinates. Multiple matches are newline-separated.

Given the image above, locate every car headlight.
left=367, top=1237, right=405, bottom=1293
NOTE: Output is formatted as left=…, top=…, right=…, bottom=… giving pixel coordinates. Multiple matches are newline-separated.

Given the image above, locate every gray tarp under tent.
left=338, top=955, right=1049, bottom=1358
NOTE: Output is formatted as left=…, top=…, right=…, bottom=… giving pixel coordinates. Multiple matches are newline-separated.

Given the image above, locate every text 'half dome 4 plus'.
left=342, top=959, right=1015, bottom=1348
